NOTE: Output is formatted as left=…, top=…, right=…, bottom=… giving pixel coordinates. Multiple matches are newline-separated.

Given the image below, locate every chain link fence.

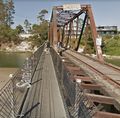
left=0, top=44, right=45, bottom=118
left=50, top=48, right=97, bottom=118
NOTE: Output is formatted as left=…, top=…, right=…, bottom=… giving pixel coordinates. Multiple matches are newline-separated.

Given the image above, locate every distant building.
left=97, top=26, right=118, bottom=36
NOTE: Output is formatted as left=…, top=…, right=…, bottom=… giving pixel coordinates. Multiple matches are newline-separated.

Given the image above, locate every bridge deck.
left=20, top=50, right=67, bottom=118
left=66, top=50, right=120, bottom=84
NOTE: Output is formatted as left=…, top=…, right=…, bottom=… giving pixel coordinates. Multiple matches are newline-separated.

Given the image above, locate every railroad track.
left=74, top=50, right=120, bottom=73
left=64, top=50, right=120, bottom=88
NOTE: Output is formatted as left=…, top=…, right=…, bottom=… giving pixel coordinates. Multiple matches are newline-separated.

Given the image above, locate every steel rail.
left=64, top=51, right=120, bottom=88
left=72, top=50, right=120, bottom=73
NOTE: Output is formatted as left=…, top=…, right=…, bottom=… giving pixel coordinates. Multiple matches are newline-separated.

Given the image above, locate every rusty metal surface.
left=63, top=50, right=120, bottom=115
left=86, top=93, right=115, bottom=105
left=74, top=76, right=93, bottom=82
left=49, top=3, right=120, bottom=117
left=81, top=83, right=101, bottom=90
left=65, top=50, right=120, bottom=88
left=50, top=4, right=104, bottom=62
left=94, top=111, right=120, bottom=118
left=86, top=5, right=104, bottom=62
left=51, top=47, right=97, bottom=118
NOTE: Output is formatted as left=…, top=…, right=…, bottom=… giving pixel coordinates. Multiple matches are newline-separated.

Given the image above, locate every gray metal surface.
left=50, top=48, right=97, bottom=118
left=20, top=50, right=67, bottom=118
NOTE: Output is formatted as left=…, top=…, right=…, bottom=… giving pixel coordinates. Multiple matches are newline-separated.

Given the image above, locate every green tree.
left=0, top=0, right=15, bottom=26
left=0, top=25, right=20, bottom=45
left=0, top=0, right=7, bottom=24
left=37, top=9, right=48, bottom=23
left=16, top=25, right=24, bottom=34
left=80, top=25, right=95, bottom=54
left=105, top=35, right=120, bottom=55
left=24, top=19, right=31, bottom=33
left=28, top=9, right=48, bottom=47
left=5, top=0, right=15, bottom=26
left=29, top=21, right=48, bottom=47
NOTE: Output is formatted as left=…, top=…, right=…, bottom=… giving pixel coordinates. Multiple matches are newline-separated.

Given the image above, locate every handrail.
left=0, top=43, right=45, bottom=118
left=50, top=47, right=97, bottom=118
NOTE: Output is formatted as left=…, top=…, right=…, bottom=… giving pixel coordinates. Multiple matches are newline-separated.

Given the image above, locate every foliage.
left=28, top=9, right=49, bottom=47
left=0, top=25, right=20, bottom=46
left=0, top=0, right=15, bottom=26
left=0, top=0, right=6, bottom=24
left=105, top=58, right=120, bottom=67
left=5, top=0, right=15, bottom=26
left=16, top=25, right=24, bottom=34
left=103, top=35, right=120, bottom=55
left=37, top=9, right=48, bottom=23
left=24, top=19, right=31, bottom=33
left=29, top=21, right=48, bottom=47
left=81, top=25, right=95, bottom=54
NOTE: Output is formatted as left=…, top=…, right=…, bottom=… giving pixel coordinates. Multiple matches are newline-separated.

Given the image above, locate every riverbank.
left=0, top=41, right=38, bottom=53
left=86, top=53, right=120, bottom=59
left=104, top=55, right=120, bottom=59
left=0, top=68, right=18, bottom=89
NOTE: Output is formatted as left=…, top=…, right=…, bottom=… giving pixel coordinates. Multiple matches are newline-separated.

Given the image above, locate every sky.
left=13, top=0, right=120, bottom=29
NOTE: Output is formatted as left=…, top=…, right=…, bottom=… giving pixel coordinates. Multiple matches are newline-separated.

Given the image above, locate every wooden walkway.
left=20, top=50, right=67, bottom=118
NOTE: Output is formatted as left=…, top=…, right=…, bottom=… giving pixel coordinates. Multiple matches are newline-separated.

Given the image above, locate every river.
left=0, top=52, right=119, bottom=89
left=0, top=52, right=31, bottom=68
left=0, top=52, right=31, bottom=89
left=105, top=58, right=120, bottom=67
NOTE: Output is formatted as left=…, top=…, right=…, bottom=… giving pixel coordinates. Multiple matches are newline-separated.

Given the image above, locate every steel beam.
left=83, top=19, right=89, bottom=53
left=61, top=26, right=65, bottom=43
left=75, top=13, right=87, bottom=51
left=64, top=10, right=84, bottom=26
left=66, top=22, right=71, bottom=47
left=86, top=5, right=104, bottom=62
left=74, top=76, right=92, bottom=82
left=93, top=111, right=120, bottom=118
left=52, top=7, right=58, bottom=48
left=49, top=22, right=53, bottom=45
left=86, top=93, right=115, bottom=105
left=81, top=83, right=101, bottom=90
left=76, top=17, right=79, bottom=39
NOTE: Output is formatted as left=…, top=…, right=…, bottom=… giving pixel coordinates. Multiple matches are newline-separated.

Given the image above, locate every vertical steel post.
left=48, top=24, right=50, bottom=42
left=66, top=22, right=71, bottom=48
left=75, top=13, right=87, bottom=51
left=52, top=7, right=58, bottom=49
left=84, top=19, right=89, bottom=53
left=86, top=5, right=104, bottom=62
left=70, top=20, right=73, bottom=40
left=49, top=22, right=53, bottom=45
left=61, top=26, right=65, bottom=43
left=76, top=17, right=79, bottom=39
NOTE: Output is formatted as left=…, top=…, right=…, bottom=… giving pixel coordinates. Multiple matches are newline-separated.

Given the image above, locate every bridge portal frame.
left=49, top=4, right=104, bottom=62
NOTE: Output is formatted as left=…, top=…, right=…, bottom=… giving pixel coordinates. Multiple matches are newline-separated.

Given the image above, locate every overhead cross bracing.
left=57, top=10, right=81, bottom=27
left=49, top=4, right=104, bottom=62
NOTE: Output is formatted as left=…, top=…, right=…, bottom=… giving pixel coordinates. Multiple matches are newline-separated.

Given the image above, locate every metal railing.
left=0, top=44, right=45, bottom=118
left=50, top=48, right=97, bottom=118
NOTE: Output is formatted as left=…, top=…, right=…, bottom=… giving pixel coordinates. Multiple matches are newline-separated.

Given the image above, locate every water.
left=0, top=52, right=31, bottom=68
left=105, top=58, right=120, bottom=67
left=0, top=51, right=119, bottom=68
